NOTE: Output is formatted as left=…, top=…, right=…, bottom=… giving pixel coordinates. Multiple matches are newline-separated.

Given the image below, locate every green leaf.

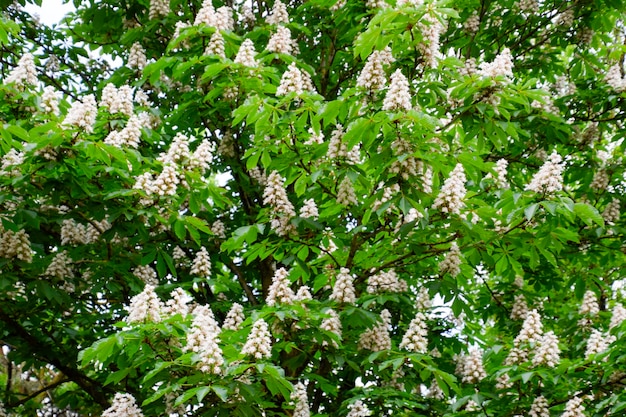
left=573, top=203, right=604, bottom=227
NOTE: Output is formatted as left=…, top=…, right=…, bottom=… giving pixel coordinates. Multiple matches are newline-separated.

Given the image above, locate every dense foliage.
left=1, top=0, right=626, bottom=415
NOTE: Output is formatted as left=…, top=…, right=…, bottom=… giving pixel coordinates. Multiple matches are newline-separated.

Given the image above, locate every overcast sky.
left=24, top=0, right=75, bottom=26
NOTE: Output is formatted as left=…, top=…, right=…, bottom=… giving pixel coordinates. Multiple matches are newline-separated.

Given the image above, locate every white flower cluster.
left=104, top=115, right=143, bottom=148
left=185, top=305, right=224, bottom=374
left=602, top=198, right=620, bottom=224
left=415, top=287, right=431, bottom=310
left=234, top=39, right=258, bottom=67
left=126, top=285, right=163, bottom=323
left=5, top=52, right=38, bottom=89
left=159, top=133, right=191, bottom=163
left=263, top=171, right=296, bottom=236
left=223, top=302, right=245, bottom=330
left=44, top=251, right=74, bottom=279
left=464, top=11, right=480, bottom=34
left=532, top=331, right=560, bottom=367
left=389, top=138, right=419, bottom=179
left=356, top=47, right=394, bottom=91
left=242, top=319, right=272, bottom=359
left=326, top=125, right=360, bottom=164
left=585, top=328, right=614, bottom=359
left=195, top=2, right=234, bottom=31
left=191, top=247, right=212, bottom=277
left=60, top=218, right=107, bottom=246
left=366, top=269, right=407, bottom=293
left=459, top=349, right=487, bottom=384
left=438, top=242, right=462, bottom=277
left=128, top=43, right=147, bottom=70
left=164, top=287, right=191, bottom=317
left=382, top=69, right=412, bottom=111
left=590, top=169, right=609, bottom=191
left=399, top=312, right=428, bottom=353
left=491, top=159, right=509, bottom=188
left=148, top=0, right=169, bottom=19
left=433, top=163, right=467, bottom=215
left=418, top=14, right=444, bottom=68
left=610, top=303, right=626, bottom=329
left=291, top=382, right=310, bottom=417
left=266, top=0, right=289, bottom=25
left=561, top=397, right=585, bottom=417
left=62, top=94, right=97, bottom=133
left=266, top=267, right=296, bottom=306
left=267, top=26, right=294, bottom=55
left=210, top=219, right=226, bottom=239
left=529, top=395, right=549, bottom=417
left=101, top=83, right=134, bottom=116
left=41, top=86, right=60, bottom=115
left=510, top=294, right=529, bottom=320
left=133, top=265, right=157, bottom=285
left=478, top=48, right=514, bottom=79
left=305, top=127, right=324, bottom=145
left=579, top=290, right=600, bottom=316
left=605, top=64, right=626, bottom=92
left=320, top=309, right=342, bottom=347
left=346, top=400, right=372, bottom=417
left=0, top=149, right=24, bottom=176
left=102, top=393, right=144, bottom=417
left=396, top=0, right=423, bottom=6
left=337, top=176, right=357, bottom=206
left=0, top=229, right=33, bottom=263
left=205, top=31, right=225, bottom=58
left=276, top=63, right=306, bottom=96
left=296, top=285, right=312, bottom=301
left=358, top=309, right=392, bottom=351
left=525, top=151, right=564, bottom=194
left=372, top=183, right=399, bottom=211
left=299, top=198, right=319, bottom=219
left=330, top=267, right=357, bottom=304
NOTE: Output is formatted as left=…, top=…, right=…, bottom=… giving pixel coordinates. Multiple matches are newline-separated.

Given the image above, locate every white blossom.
left=149, top=0, right=169, bottom=19
left=579, top=290, right=599, bottom=316
left=510, top=294, right=529, bottom=320
left=433, top=163, right=467, bottom=215
left=234, top=39, right=258, bottom=67
left=44, top=251, right=73, bottom=279
left=346, top=400, right=372, bottom=417
left=336, top=176, right=357, bottom=206
left=126, top=285, right=163, bottom=323
left=102, top=393, right=144, bottom=417
left=184, top=305, right=223, bottom=373
left=267, top=26, right=293, bottom=55
left=41, top=86, right=60, bottom=115
left=478, top=48, right=514, bottom=79
left=320, top=309, right=342, bottom=347
left=367, top=269, right=407, bottom=293
left=585, top=328, right=613, bottom=359
left=525, top=151, right=564, bottom=194
left=610, top=303, right=626, bottom=329
left=205, top=31, right=225, bottom=58
left=128, top=43, right=147, bottom=70
left=276, top=62, right=305, bottom=96
left=330, top=267, right=356, bottom=304
left=529, top=395, right=549, bottom=417
left=438, top=242, right=462, bottom=277
left=266, top=267, right=296, bottom=306
left=399, top=312, right=428, bottom=353
left=358, top=310, right=392, bottom=351
left=291, top=382, right=310, bottom=417
left=191, top=247, right=212, bottom=277
left=0, top=229, right=32, bottom=263
left=459, top=349, right=487, bottom=384
left=602, top=198, right=620, bottom=224
left=133, top=265, right=157, bottom=285
left=5, top=52, right=37, bottom=88
left=356, top=48, right=394, bottom=91
left=266, top=0, right=289, bottom=25
left=418, top=14, right=444, bottom=68
left=223, top=302, right=245, bottom=330
left=164, top=287, right=191, bottom=317
left=561, top=397, right=585, bottom=417
left=242, top=319, right=272, bottom=359
left=605, top=64, right=626, bottom=92
left=299, top=198, right=319, bottom=219
left=532, top=331, right=560, bottom=367
left=382, top=69, right=412, bottom=111
left=63, top=94, right=97, bottom=133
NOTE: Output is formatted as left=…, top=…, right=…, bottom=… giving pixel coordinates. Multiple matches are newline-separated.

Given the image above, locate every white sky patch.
left=24, top=0, right=75, bottom=26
